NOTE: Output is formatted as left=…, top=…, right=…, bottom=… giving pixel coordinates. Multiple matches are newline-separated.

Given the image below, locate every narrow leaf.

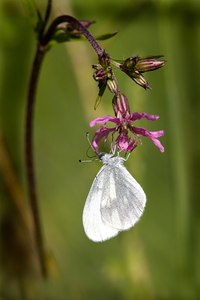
left=95, top=32, right=118, bottom=41
left=22, top=0, right=42, bottom=31
left=94, top=83, right=107, bottom=110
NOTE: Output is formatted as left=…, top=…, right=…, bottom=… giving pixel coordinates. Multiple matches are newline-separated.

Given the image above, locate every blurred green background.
left=0, top=0, right=200, bottom=299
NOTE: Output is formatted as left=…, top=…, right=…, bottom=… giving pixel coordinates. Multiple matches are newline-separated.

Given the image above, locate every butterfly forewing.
left=100, top=165, right=146, bottom=230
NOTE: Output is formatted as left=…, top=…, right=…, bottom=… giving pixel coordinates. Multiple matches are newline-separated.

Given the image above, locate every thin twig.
left=25, top=44, right=47, bottom=278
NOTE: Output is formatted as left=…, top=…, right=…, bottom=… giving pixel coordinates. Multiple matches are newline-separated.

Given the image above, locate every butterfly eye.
left=98, top=152, right=105, bottom=159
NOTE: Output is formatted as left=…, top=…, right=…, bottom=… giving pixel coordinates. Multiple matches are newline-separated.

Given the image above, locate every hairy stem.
left=42, top=15, right=105, bottom=58
left=25, top=43, right=47, bottom=278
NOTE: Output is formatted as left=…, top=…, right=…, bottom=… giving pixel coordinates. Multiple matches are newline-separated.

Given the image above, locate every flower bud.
left=107, top=78, right=119, bottom=95
left=111, top=55, right=165, bottom=90
left=93, top=64, right=107, bottom=81
left=112, top=93, right=130, bottom=119
left=93, top=63, right=119, bottom=108
left=132, top=72, right=151, bottom=90
left=134, top=56, right=165, bottom=73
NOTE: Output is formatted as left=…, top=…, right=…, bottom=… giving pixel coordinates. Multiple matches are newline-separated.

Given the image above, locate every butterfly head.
left=98, top=152, right=125, bottom=166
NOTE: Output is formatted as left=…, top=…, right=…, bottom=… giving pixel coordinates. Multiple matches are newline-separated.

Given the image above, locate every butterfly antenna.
left=79, top=132, right=99, bottom=162
left=86, top=132, right=97, bottom=157
left=79, top=156, right=99, bottom=163
left=86, top=132, right=94, bottom=149
left=79, top=158, right=93, bottom=163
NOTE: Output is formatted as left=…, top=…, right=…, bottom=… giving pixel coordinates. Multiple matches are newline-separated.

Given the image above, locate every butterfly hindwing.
left=82, top=165, right=119, bottom=242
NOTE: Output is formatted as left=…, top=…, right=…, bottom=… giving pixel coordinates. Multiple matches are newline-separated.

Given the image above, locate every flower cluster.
left=90, top=54, right=165, bottom=155
left=90, top=93, right=164, bottom=153
left=111, top=55, right=165, bottom=90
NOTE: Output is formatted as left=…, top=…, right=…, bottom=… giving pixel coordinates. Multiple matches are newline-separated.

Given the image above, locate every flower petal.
left=130, top=112, right=159, bottom=122
left=90, top=115, right=120, bottom=127
left=151, top=138, right=165, bottom=153
left=130, top=126, right=165, bottom=152
left=92, top=127, right=115, bottom=153
left=126, top=138, right=138, bottom=152
left=115, top=132, right=138, bottom=152
left=116, top=132, right=130, bottom=151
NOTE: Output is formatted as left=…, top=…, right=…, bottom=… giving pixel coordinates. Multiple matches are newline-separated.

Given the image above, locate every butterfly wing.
left=82, top=165, right=119, bottom=242
left=100, top=165, right=146, bottom=231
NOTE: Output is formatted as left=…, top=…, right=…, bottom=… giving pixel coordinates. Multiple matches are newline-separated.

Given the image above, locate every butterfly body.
left=83, top=153, right=146, bottom=242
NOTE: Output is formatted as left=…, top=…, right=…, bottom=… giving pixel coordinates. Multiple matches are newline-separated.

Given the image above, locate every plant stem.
left=25, top=43, right=47, bottom=278
left=42, top=15, right=105, bottom=58
left=43, top=0, right=52, bottom=27
left=25, top=13, right=106, bottom=279
left=40, top=0, right=52, bottom=38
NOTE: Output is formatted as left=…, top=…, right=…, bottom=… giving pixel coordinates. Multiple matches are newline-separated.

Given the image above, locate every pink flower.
left=90, top=93, right=164, bottom=153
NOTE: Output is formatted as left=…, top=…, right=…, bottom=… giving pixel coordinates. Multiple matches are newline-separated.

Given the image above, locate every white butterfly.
left=83, top=152, right=146, bottom=242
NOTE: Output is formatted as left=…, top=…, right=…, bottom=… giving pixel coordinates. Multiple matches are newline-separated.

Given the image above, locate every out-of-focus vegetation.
left=0, top=0, right=199, bottom=299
